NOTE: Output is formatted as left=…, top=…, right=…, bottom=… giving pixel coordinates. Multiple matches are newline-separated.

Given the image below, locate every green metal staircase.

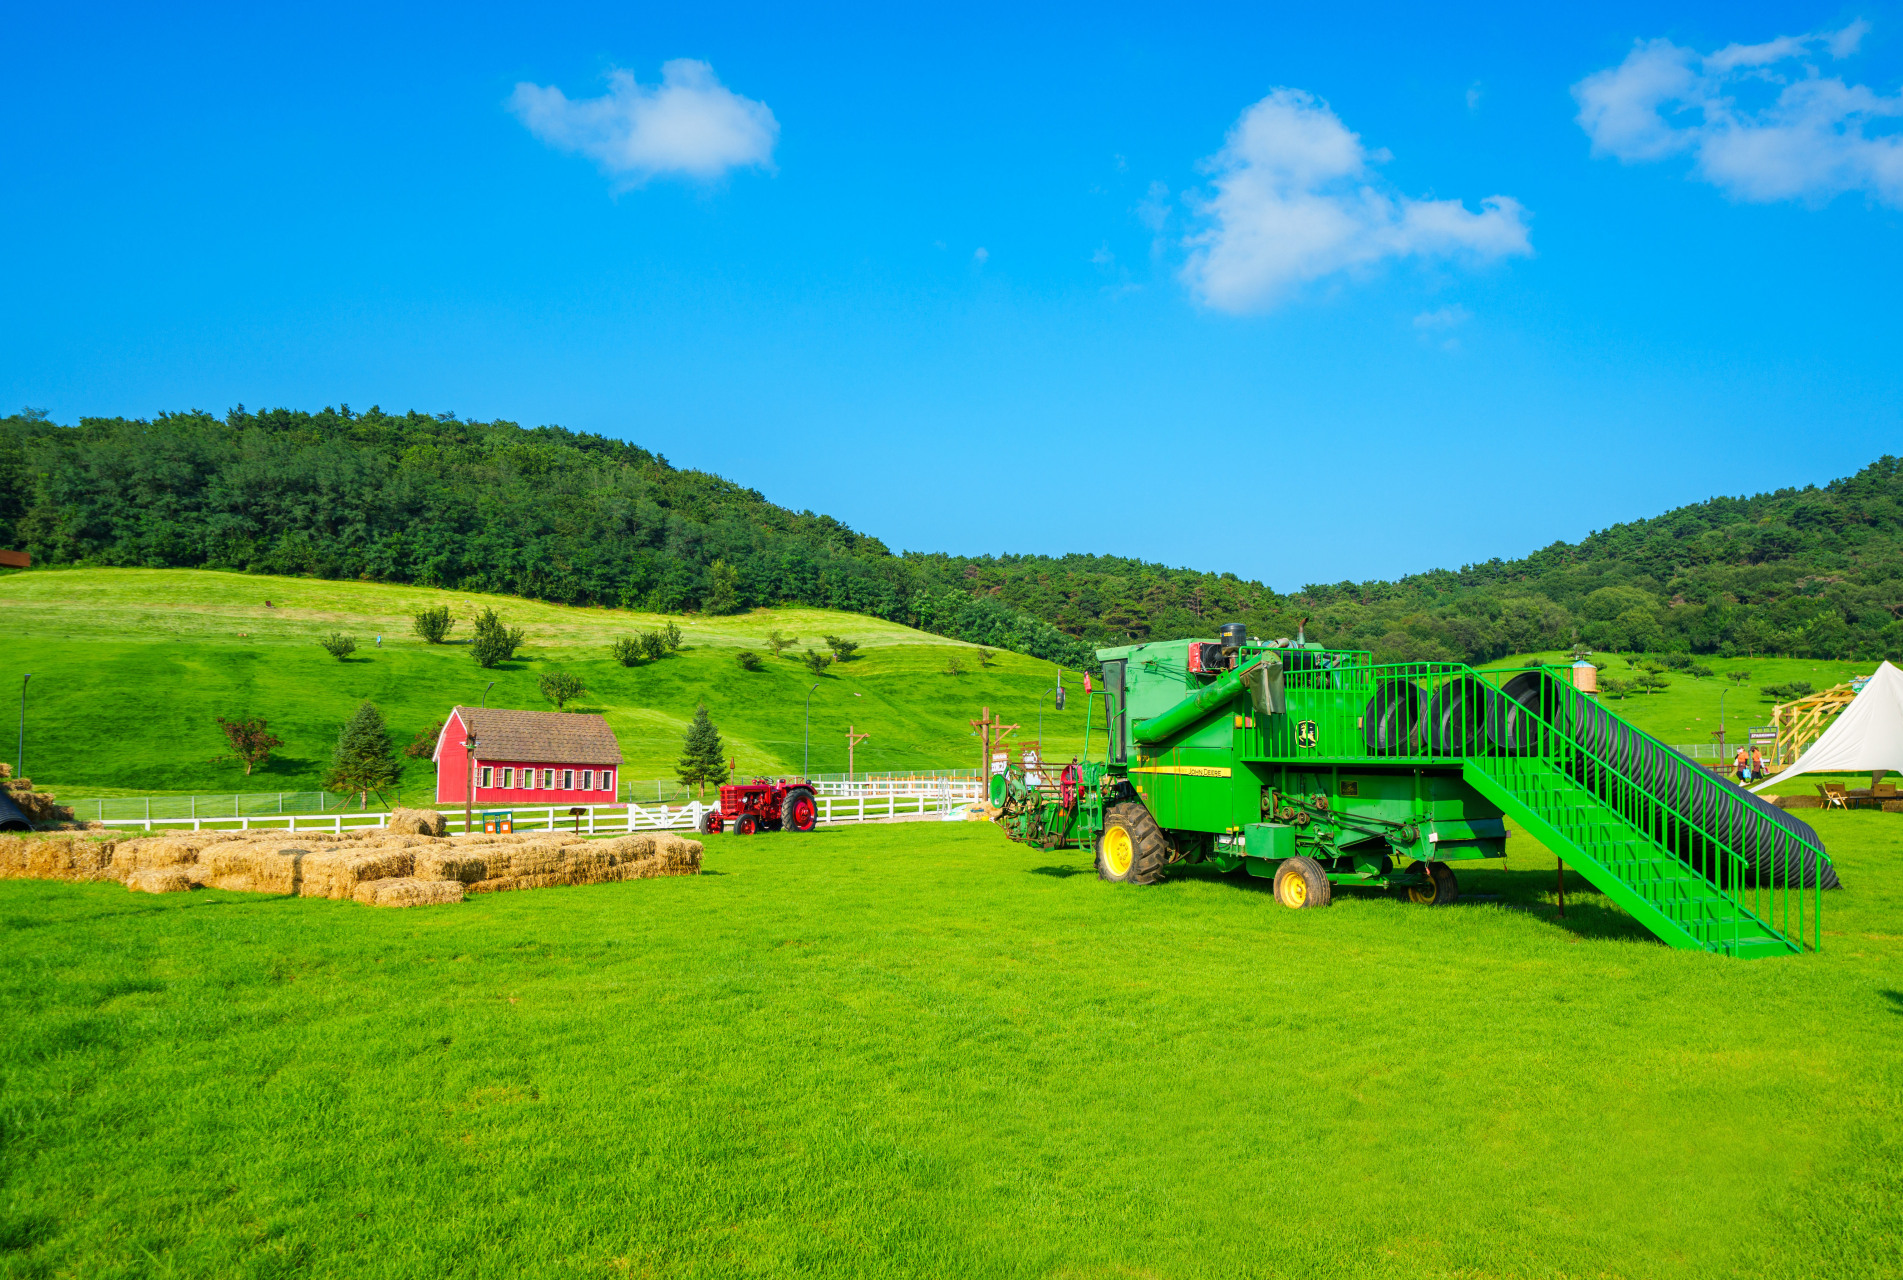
left=1462, top=756, right=1800, bottom=958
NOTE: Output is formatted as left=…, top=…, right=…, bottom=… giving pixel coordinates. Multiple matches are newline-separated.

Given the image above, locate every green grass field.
left=0, top=569, right=1094, bottom=798
left=2, top=814, right=1898, bottom=1278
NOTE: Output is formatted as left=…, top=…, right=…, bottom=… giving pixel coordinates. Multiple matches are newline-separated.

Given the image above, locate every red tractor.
left=697, top=778, right=819, bottom=835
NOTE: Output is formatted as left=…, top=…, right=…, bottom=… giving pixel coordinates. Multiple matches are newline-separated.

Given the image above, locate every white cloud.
left=973, top=247, right=989, bottom=264
left=1573, top=24, right=1903, bottom=206
left=509, top=59, right=778, bottom=186
left=1180, top=89, right=1531, bottom=314
left=1413, top=304, right=1470, bottom=330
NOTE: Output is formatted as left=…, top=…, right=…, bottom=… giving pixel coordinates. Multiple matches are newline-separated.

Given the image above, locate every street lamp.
left=482, top=680, right=496, bottom=708
left=803, top=683, right=820, bottom=777
left=16, top=673, right=30, bottom=777
left=1038, top=669, right=1066, bottom=747
left=463, top=733, right=480, bottom=836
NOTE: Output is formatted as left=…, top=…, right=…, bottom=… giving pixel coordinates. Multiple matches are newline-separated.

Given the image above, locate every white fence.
left=92, top=777, right=987, bottom=835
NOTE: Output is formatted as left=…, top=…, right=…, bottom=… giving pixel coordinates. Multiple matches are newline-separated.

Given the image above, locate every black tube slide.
left=1521, top=672, right=1838, bottom=890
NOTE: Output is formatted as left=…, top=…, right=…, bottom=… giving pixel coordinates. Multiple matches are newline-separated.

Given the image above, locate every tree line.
left=6, top=406, right=1901, bottom=665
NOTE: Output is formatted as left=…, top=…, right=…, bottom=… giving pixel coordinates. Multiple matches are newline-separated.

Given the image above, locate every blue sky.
left=5, top=2, right=1901, bottom=590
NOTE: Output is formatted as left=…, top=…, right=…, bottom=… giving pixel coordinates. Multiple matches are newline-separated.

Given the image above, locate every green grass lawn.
left=3, top=816, right=1898, bottom=1278
left=0, top=569, right=1094, bottom=797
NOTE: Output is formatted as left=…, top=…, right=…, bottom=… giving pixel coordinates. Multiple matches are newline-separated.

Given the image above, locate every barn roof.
left=444, top=706, right=624, bottom=765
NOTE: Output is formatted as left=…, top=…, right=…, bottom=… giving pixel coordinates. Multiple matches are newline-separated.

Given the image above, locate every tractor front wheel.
left=1273, top=856, right=1332, bottom=909
left=1401, top=861, right=1458, bottom=905
left=1095, top=802, right=1167, bottom=885
left=697, top=809, right=723, bottom=836
left=735, top=814, right=758, bottom=835
left=781, top=789, right=818, bottom=833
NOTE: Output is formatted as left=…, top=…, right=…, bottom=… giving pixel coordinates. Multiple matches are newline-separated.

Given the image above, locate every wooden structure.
left=1771, top=684, right=1859, bottom=767
left=969, top=706, right=1019, bottom=781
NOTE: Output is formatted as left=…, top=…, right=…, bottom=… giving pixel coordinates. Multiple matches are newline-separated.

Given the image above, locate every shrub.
left=824, top=635, right=860, bottom=662
left=412, top=606, right=453, bottom=644
left=1760, top=681, right=1813, bottom=701
left=539, top=671, right=586, bottom=710
left=736, top=650, right=764, bottom=672
left=767, top=629, right=797, bottom=657
left=639, top=630, right=668, bottom=662
left=1600, top=676, right=1631, bottom=700
left=471, top=608, right=524, bottom=668
left=664, top=622, right=684, bottom=652
left=944, top=654, right=965, bottom=676
left=1726, top=669, right=1752, bottom=683
left=801, top=649, right=832, bottom=676
left=319, top=633, right=357, bottom=661
left=611, top=637, right=642, bottom=667
left=1688, top=664, right=1715, bottom=679
left=212, top=716, right=283, bottom=775
left=1659, top=653, right=1692, bottom=670
left=977, top=648, right=995, bottom=668
left=405, top=719, right=444, bottom=759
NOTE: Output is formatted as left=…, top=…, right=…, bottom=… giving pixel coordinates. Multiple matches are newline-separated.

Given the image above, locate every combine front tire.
left=1095, top=803, right=1167, bottom=885
left=1402, top=861, right=1459, bottom=905
left=781, top=788, right=818, bottom=833
left=1273, top=856, right=1332, bottom=909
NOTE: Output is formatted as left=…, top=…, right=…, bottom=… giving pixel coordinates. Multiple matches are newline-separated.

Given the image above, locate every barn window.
left=561, top=769, right=574, bottom=790
left=542, top=768, right=554, bottom=788
left=480, top=767, right=493, bottom=788
left=579, top=770, right=593, bottom=791
left=500, top=768, right=512, bottom=788
left=520, top=770, right=532, bottom=790
left=600, top=769, right=614, bottom=795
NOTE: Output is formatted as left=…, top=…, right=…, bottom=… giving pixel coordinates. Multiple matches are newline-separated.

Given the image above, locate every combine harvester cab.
left=991, top=626, right=1837, bottom=957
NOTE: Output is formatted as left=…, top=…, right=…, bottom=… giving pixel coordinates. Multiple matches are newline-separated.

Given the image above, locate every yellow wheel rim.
left=1284, top=872, right=1307, bottom=908
left=1102, top=825, right=1134, bottom=877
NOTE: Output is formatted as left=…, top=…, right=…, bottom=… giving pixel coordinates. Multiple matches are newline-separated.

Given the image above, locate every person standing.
left=1734, top=745, right=1751, bottom=785
left=1748, top=745, right=1765, bottom=782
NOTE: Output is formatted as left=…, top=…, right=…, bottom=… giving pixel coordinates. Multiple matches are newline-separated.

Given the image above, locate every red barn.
left=432, top=706, right=623, bottom=808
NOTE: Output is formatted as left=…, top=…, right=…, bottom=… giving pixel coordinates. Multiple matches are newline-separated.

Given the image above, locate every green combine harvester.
left=990, top=624, right=1838, bottom=957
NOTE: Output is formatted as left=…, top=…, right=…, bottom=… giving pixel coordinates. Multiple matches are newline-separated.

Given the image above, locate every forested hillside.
left=4, top=406, right=1900, bottom=663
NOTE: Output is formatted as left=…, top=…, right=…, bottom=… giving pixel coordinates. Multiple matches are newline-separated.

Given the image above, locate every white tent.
left=1752, top=660, right=1903, bottom=793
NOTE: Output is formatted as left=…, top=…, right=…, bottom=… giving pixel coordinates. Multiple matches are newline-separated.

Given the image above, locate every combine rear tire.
left=1273, top=856, right=1332, bottom=909
left=781, top=788, right=818, bottom=833
left=697, top=809, right=723, bottom=836
left=1096, top=802, right=1167, bottom=885
left=1402, top=861, right=1458, bottom=905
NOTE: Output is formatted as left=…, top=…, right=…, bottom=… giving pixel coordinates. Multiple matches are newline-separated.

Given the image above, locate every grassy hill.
left=2, top=567, right=1885, bottom=802
left=0, top=569, right=1095, bottom=799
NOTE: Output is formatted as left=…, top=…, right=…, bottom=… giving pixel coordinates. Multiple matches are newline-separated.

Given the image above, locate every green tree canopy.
left=676, top=704, right=729, bottom=799
left=325, top=701, right=399, bottom=803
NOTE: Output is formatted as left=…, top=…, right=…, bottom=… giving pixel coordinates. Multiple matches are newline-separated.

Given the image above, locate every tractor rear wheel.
left=697, top=809, right=723, bottom=836
left=781, top=788, right=817, bottom=833
left=735, top=814, right=758, bottom=835
left=1095, top=802, right=1167, bottom=885
left=1402, top=861, right=1458, bottom=905
left=1273, top=856, right=1332, bottom=909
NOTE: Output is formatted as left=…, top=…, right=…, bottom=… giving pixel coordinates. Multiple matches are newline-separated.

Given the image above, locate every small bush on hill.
left=212, top=716, right=283, bottom=775
left=471, top=608, right=524, bottom=668
left=664, top=622, right=684, bottom=651
left=319, top=633, right=356, bottom=660
left=611, top=637, right=642, bottom=666
left=801, top=649, right=832, bottom=676
left=736, top=651, right=763, bottom=672
left=1760, top=681, right=1814, bottom=701
left=406, top=720, right=444, bottom=759
left=944, top=654, right=965, bottom=676
left=824, top=635, right=860, bottom=662
left=639, top=631, right=668, bottom=662
left=539, top=671, right=586, bottom=710
left=767, top=630, right=796, bottom=656
left=412, top=606, right=453, bottom=643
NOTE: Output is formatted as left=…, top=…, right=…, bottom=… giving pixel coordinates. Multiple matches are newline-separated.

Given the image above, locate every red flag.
left=1083, top=673, right=1093, bottom=694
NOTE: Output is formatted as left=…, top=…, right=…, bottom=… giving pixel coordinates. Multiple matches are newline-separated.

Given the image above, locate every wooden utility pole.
left=969, top=705, right=1019, bottom=780
left=845, top=725, right=869, bottom=779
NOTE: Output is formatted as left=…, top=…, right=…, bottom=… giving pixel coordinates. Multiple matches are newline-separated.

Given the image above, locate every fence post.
left=145, top=797, right=151, bottom=830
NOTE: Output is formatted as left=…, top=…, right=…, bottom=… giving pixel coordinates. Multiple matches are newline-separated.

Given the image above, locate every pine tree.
left=676, top=704, right=730, bottom=798
left=325, top=701, right=400, bottom=807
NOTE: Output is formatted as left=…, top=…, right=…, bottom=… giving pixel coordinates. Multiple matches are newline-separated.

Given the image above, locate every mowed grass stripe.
left=3, top=816, right=1898, bottom=1277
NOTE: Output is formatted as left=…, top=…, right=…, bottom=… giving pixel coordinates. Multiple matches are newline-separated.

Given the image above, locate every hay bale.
left=1883, top=800, right=1903, bottom=814
left=0, top=834, right=121, bottom=881
left=1773, top=794, right=1823, bottom=810
left=110, top=835, right=218, bottom=872
left=126, top=867, right=195, bottom=894
left=353, top=877, right=465, bottom=907
left=385, top=808, right=448, bottom=837
left=413, top=851, right=492, bottom=884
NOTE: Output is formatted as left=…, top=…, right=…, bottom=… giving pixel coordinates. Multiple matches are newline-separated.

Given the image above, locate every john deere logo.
left=1296, top=720, right=1319, bottom=748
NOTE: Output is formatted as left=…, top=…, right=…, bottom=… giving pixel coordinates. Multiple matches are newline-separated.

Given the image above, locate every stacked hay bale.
left=0, top=811, right=701, bottom=908
left=0, top=763, right=79, bottom=827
